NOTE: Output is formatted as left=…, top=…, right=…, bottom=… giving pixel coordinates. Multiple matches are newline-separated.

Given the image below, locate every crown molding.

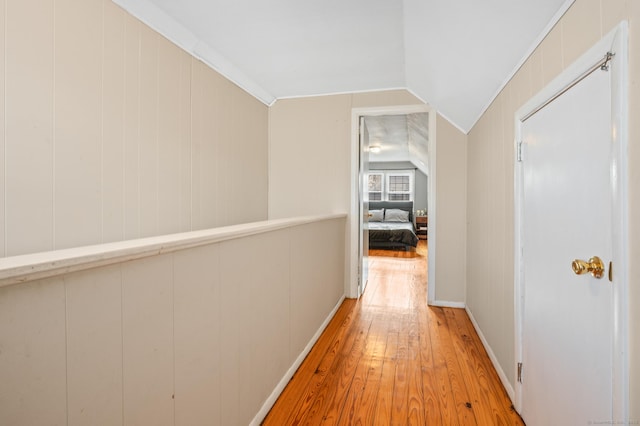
left=111, top=0, right=275, bottom=105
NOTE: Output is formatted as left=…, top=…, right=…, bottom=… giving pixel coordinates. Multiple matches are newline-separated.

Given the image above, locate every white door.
left=359, top=117, right=370, bottom=295
left=520, top=60, right=613, bottom=424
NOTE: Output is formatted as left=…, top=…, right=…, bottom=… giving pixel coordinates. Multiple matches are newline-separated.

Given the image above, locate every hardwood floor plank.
left=339, top=309, right=389, bottom=425
left=406, top=319, right=426, bottom=425
left=262, top=241, right=524, bottom=426
left=432, top=307, right=478, bottom=424
left=417, top=307, right=443, bottom=424
left=444, top=307, right=499, bottom=425
left=300, top=306, right=374, bottom=424
left=372, top=330, right=398, bottom=424
left=318, top=314, right=372, bottom=424
left=264, top=299, right=357, bottom=425
left=390, top=315, right=410, bottom=425
left=452, top=308, right=524, bottom=425
left=427, top=306, right=462, bottom=426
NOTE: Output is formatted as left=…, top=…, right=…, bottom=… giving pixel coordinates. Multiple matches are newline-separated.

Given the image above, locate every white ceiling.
left=365, top=114, right=429, bottom=176
left=113, top=0, right=574, bottom=133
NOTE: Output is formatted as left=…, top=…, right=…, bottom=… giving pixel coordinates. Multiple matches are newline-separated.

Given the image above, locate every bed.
left=368, top=201, right=419, bottom=251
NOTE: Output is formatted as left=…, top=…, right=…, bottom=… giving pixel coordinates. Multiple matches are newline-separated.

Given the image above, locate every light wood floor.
left=263, top=241, right=524, bottom=425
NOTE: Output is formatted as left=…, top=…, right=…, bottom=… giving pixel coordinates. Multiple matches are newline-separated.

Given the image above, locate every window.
left=387, top=174, right=412, bottom=200
left=367, top=170, right=414, bottom=201
left=367, top=173, right=383, bottom=201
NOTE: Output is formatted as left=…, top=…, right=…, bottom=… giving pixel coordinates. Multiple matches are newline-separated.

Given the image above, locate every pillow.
left=369, top=209, right=384, bottom=222
left=384, top=208, right=409, bottom=223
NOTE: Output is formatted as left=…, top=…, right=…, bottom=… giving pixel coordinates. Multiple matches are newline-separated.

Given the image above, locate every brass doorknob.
left=572, top=256, right=605, bottom=279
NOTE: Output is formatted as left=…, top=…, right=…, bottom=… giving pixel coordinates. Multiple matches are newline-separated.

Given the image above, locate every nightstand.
left=415, top=216, right=428, bottom=240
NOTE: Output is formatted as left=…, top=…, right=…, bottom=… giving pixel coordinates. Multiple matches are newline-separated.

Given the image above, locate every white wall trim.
left=273, top=86, right=410, bottom=103
left=405, top=88, right=469, bottom=136
left=349, top=105, right=435, bottom=299
left=0, top=214, right=346, bottom=288
left=430, top=300, right=465, bottom=309
left=250, top=295, right=346, bottom=426
left=466, top=0, right=576, bottom=132
left=426, top=110, right=437, bottom=305
left=111, top=0, right=275, bottom=106
left=513, top=22, right=629, bottom=420
left=465, top=306, right=515, bottom=403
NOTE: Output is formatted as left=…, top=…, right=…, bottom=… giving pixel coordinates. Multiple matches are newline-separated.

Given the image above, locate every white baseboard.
left=250, top=294, right=347, bottom=425
left=465, top=306, right=515, bottom=402
left=429, top=300, right=466, bottom=309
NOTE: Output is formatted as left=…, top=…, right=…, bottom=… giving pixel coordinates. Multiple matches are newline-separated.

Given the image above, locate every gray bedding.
left=368, top=222, right=419, bottom=247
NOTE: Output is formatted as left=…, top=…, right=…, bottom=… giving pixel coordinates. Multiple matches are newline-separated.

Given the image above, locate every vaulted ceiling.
left=365, top=114, right=429, bottom=176
left=113, top=0, right=574, bottom=133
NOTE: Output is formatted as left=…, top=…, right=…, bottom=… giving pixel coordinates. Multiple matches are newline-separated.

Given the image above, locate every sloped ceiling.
left=365, top=114, right=429, bottom=176
left=113, top=0, right=574, bottom=133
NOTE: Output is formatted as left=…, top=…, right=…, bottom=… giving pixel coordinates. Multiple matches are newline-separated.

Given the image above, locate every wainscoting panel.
left=218, top=231, right=291, bottom=425
left=173, top=244, right=221, bottom=425
left=122, top=254, right=175, bottom=426
left=54, top=0, right=103, bottom=251
left=289, top=218, right=345, bottom=358
left=5, top=0, right=54, bottom=256
left=0, top=215, right=346, bottom=425
left=65, top=265, right=123, bottom=425
left=0, top=0, right=268, bottom=258
left=0, top=277, right=67, bottom=425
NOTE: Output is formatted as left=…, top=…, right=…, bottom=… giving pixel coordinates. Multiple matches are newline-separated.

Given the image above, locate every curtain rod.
left=521, top=52, right=614, bottom=123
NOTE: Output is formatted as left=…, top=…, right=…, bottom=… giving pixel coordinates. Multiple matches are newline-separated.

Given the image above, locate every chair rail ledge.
left=0, top=214, right=346, bottom=288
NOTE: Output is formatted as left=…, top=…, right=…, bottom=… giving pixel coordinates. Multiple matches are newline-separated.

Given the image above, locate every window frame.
left=367, top=169, right=415, bottom=202
left=366, top=172, right=384, bottom=201
left=386, top=171, right=414, bottom=201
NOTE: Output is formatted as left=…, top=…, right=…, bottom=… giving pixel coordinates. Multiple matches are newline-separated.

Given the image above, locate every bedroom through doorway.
left=354, top=107, right=433, bottom=300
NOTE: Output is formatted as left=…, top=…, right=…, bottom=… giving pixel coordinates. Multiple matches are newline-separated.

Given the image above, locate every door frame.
left=348, top=104, right=436, bottom=299
left=513, top=22, right=629, bottom=419
left=358, top=116, right=370, bottom=296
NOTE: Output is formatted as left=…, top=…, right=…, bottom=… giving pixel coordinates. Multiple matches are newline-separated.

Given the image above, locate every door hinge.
left=517, top=141, right=523, bottom=162
left=517, top=362, right=523, bottom=383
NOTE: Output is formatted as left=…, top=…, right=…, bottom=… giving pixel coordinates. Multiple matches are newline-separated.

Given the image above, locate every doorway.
left=349, top=105, right=435, bottom=300
left=514, top=22, right=629, bottom=423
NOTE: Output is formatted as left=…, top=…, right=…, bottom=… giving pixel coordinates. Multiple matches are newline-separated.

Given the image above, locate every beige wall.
left=268, top=90, right=423, bottom=219
left=269, top=90, right=468, bottom=303
left=268, top=94, right=352, bottom=219
left=0, top=0, right=268, bottom=257
left=0, top=217, right=346, bottom=425
left=435, top=115, right=467, bottom=303
left=466, top=0, right=639, bottom=413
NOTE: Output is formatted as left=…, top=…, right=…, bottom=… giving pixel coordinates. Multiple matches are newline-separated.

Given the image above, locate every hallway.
left=263, top=242, right=524, bottom=424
